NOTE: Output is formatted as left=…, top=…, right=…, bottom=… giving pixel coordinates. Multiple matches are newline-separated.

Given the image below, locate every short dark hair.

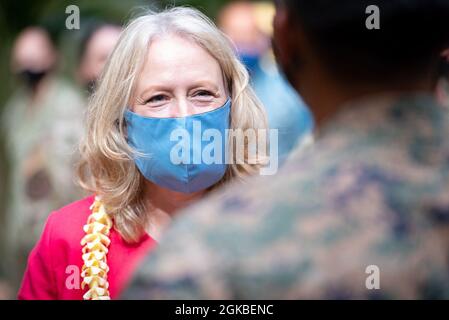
left=282, top=0, right=449, bottom=82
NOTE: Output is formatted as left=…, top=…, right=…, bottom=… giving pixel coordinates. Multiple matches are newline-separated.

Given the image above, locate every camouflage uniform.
left=1, top=76, right=85, bottom=291
left=124, top=94, right=449, bottom=299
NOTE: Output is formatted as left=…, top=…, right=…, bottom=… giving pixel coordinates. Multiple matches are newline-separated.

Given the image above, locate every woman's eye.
left=193, top=90, right=213, bottom=98
left=146, top=94, right=168, bottom=105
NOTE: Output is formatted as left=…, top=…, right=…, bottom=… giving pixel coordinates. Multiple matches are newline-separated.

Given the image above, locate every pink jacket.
left=18, top=195, right=156, bottom=300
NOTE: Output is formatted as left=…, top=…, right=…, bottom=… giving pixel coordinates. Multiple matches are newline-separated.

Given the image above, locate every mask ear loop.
left=116, top=117, right=126, bottom=138
left=122, top=111, right=149, bottom=160
left=118, top=113, right=140, bottom=161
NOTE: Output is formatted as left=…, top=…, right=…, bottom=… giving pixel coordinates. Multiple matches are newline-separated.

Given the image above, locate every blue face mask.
left=125, top=99, right=231, bottom=193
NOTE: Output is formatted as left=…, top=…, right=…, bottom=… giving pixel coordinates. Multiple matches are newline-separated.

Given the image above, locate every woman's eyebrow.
left=189, top=81, right=220, bottom=90
left=137, top=80, right=220, bottom=99
left=138, top=85, right=172, bottom=98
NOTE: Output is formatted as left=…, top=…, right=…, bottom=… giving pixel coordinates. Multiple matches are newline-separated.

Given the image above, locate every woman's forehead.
left=138, top=35, right=225, bottom=89
left=146, top=35, right=219, bottom=70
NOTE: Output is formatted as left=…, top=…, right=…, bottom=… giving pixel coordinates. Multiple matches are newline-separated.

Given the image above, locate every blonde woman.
left=18, top=7, right=267, bottom=300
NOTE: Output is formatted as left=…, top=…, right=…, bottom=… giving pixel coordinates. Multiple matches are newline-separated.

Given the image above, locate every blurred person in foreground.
left=125, top=0, right=449, bottom=299
left=1, top=27, right=84, bottom=292
left=219, top=1, right=313, bottom=164
left=18, top=8, right=268, bottom=300
left=77, top=22, right=122, bottom=96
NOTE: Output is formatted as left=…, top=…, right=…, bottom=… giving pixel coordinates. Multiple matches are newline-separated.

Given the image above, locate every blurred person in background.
left=1, top=26, right=84, bottom=293
left=219, top=0, right=314, bottom=164
left=77, top=22, right=122, bottom=96
left=18, top=8, right=268, bottom=300
left=125, top=0, right=449, bottom=299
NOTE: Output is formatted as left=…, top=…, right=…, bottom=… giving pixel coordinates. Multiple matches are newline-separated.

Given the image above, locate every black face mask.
left=17, top=69, right=48, bottom=90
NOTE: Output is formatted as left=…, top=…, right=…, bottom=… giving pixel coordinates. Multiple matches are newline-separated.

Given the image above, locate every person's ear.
left=272, top=4, right=291, bottom=71
left=442, top=48, right=449, bottom=62
left=272, top=3, right=306, bottom=89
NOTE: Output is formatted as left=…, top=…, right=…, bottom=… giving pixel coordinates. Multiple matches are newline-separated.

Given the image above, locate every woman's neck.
left=144, top=180, right=205, bottom=215
left=143, top=180, right=205, bottom=241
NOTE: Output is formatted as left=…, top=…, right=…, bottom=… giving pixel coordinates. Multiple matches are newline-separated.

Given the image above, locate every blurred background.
left=0, top=0, right=314, bottom=299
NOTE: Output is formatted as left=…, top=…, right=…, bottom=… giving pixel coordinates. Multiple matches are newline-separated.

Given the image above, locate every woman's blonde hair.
left=77, top=7, right=268, bottom=243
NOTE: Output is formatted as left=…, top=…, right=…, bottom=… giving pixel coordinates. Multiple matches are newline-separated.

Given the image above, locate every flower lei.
left=80, top=196, right=113, bottom=300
